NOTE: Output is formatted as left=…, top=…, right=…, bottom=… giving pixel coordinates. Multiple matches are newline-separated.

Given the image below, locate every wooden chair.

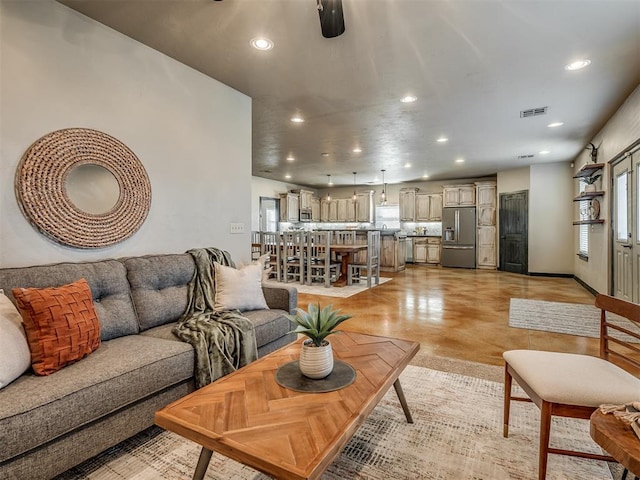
left=260, top=232, right=281, bottom=281
left=503, top=294, right=640, bottom=480
left=347, top=230, right=380, bottom=287
left=306, top=231, right=340, bottom=287
left=251, top=231, right=262, bottom=261
left=281, top=231, right=305, bottom=283
left=332, top=230, right=356, bottom=245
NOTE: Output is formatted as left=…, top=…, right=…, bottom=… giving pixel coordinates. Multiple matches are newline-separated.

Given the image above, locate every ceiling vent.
left=520, top=107, right=547, bottom=118
left=518, top=154, right=535, bottom=159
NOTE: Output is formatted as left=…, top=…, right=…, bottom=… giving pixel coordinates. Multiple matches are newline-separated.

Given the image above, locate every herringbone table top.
left=155, top=331, right=419, bottom=480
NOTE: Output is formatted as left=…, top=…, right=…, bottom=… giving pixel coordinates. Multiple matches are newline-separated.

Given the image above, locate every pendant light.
left=352, top=172, right=357, bottom=201
left=380, top=169, right=387, bottom=205
left=326, top=174, right=332, bottom=201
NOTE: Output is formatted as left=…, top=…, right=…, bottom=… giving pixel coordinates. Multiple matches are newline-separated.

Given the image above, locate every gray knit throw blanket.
left=173, top=247, right=258, bottom=388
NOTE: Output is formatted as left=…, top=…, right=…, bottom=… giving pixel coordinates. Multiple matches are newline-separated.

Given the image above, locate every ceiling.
left=59, top=0, right=640, bottom=188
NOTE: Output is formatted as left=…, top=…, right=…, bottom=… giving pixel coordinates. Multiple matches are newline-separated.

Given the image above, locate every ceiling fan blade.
left=317, top=0, right=345, bottom=38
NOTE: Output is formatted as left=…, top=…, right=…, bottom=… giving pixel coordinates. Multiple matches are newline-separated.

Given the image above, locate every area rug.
left=56, top=363, right=613, bottom=480
left=509, top=298, right=640, bottom=341
left=294, top=277, right=392, bottom=298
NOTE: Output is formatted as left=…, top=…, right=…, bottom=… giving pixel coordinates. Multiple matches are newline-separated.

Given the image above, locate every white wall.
left=0, top=1, right=252, bottom=267
left=529, top=162, right=574, bottom=274
left=573, top=84, right=640, bottom=293
left=250, top=177, right=316, bottom=231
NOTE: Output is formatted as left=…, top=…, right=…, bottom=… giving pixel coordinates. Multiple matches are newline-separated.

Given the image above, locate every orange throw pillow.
left=12, top=278, right=101, bottom=375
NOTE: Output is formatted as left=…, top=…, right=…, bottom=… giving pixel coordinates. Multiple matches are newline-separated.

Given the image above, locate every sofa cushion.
left=243, top=309, right=294, bottom=347
left=0, top=292, right=31, bottom=389
left=142, top=309, right=293, bottom=350
left=0, top=260, right=138, bottom=341
left=0, top=335, right=193, bottom=462
left=123, top=254, right=195, bottom=331
left=13, top=279, right=101, bottom=375
left=214, top=262, right=269, bottom=312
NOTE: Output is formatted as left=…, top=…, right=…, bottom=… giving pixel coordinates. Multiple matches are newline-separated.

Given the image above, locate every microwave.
left=299, top=210, right=312, bottom=222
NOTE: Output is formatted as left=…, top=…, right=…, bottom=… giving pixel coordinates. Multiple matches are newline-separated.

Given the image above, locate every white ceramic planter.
left=299, top=340, right=334, bottom=379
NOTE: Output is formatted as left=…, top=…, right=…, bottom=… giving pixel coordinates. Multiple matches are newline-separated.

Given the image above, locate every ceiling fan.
left=316, top=0, right=345, bottom=38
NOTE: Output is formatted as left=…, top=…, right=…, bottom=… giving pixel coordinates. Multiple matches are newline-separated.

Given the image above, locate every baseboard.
left=527, top=272, right=574, bottom=278
left=573, top=275, right=599, bottom=297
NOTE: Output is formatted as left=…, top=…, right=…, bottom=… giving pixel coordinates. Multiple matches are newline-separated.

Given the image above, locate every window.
left=579, top=182, right=588, bottom=257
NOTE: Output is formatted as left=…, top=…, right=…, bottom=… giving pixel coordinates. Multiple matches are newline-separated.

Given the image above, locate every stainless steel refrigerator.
left=441, top=207, right=476, bottom=268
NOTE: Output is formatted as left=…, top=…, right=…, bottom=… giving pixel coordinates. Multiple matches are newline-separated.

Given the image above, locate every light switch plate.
left=230, top=223, right=245, bottom=234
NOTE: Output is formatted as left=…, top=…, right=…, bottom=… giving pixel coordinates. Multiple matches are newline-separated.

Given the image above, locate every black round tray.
left=275, top=360, right=356, bottom=393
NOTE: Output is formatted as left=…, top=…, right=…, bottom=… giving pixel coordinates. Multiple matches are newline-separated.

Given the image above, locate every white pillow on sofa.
left=214, top=262, right=269, bottom=312
left=0, top=290, right=32, bottom=389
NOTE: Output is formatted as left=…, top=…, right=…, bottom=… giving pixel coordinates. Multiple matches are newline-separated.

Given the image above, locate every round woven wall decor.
left=15, top=128, right=151, bottom=249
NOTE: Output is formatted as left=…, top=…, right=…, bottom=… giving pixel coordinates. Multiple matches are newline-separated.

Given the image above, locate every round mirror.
left=65, top=164, right=121, bottom=215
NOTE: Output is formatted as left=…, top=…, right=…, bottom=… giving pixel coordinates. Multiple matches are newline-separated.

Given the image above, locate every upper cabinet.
left=293, top=189, right=314, bottom=211
left=279, top=192, right=299, bottom=222
left=475, top=181, right=497, bottom=269
left=399, top=188, right=417, bottom=221
left=416, top=193, right=443, bottom=221
left=443, top=184, right=475, bottom=207
left=356, top=191, right=373, bottom=222
left=311, top=196, right=320, bottom=222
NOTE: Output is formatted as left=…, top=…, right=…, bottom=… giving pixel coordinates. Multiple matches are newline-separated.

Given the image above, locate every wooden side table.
left=590, top=410, right=640, bottom=478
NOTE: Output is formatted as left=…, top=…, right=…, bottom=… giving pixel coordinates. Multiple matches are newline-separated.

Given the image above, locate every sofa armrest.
left=262, top=282, right=298, bottom=314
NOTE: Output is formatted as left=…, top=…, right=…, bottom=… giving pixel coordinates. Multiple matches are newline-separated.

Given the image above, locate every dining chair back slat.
left=260, top=231, right=281, bottom=281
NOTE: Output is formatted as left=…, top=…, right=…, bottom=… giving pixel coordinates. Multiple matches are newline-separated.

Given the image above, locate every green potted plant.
left=286, top=302, right=352, bottom=379
left=581, top=173, right=602, bottom=193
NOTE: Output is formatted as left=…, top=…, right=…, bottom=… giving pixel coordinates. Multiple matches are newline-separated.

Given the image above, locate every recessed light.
left=437, top=137, right=448, bottom=143
left=400, top=95, right=417, bottom=103
left=285, top=174, right=291, bottom=179
left=250, top=37, right=274, bottom=51
left=404, top=163, right=411, bottom=168
left=565, top=59, right=591, bottom=71
left=455, top=158, right=465, bottom=163
left=539, top=150, right=550, bottom=155
left=291, top=116, right=304, bottom=123
left=321, top=152, right=329, bottom=157
left=286, top=155, right=295, bottom=161
left=547, top=122, right=564, bottom=128
left=422, top=174, right=429, bottom=179
left=352, top=147, right=362, bottom=153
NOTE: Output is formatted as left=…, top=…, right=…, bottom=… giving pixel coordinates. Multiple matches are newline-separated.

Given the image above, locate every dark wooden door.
left=499, top=191, right=528, bottom=274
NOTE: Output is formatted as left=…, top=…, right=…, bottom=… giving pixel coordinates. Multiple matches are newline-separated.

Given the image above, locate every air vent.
left=518, top=154, right=535, bottom=159
left=520, top=107, right=547, bottom=118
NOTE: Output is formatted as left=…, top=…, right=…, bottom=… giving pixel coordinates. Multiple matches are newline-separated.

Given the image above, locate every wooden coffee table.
left=155, top=331, right=419, bottom=480
left=590, top=410, right=640, bottom=477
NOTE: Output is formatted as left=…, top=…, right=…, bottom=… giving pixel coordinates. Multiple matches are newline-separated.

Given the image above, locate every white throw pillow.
left=214, top=262, right=269, bottom=312
left=0, top=291, right=32, bottom=389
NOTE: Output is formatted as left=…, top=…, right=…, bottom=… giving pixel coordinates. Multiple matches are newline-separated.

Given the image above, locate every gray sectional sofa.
left=0, top=252, right=297, bottom=480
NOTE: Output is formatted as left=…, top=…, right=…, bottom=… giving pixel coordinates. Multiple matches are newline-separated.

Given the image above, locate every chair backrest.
left=282, top=231, right=305, bottom=259
left=333, top=231, right=356, bottom=245
left=367, top=231, right=380, bottom=266
left=307, top=231, right=330, bottom=261
left=261, top=232, right=280, bottom=256
left=595, top=293, right=640, bottom=372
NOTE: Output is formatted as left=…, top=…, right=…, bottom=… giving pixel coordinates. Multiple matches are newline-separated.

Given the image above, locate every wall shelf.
left=573, top=163, right=605, bottom=179
left=573, top=219, right=605, bottom=225
left=573, top=191, right=605, bottom=201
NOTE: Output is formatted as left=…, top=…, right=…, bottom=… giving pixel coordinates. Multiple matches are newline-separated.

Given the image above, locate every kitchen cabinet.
left=279, top=193, right=299, bottom=222
left=397, top=236, right=406, bottom=271
left=477, top=226, right=497, bottom=268
left=416, top=193, right=443, bottom=221
left=337, top=198, right=356, bottom=222
left=399, top=188, right=417, bottom=221
left=292, top=189, right=314, bottom=211
left=381, top=234, right=406, bottom=272
left=475, top=181, right=497, bottom=269
left=320, top=199, right=337, bottom=222
left=426, top=237, right=441, bottom=264
left=311, top=197, right=320, bottom=222
left=414, top=238, right=428, bottom=263
left=443, top=184, right=475, bottom=207
left=356, top=191, right=373, bottom=222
